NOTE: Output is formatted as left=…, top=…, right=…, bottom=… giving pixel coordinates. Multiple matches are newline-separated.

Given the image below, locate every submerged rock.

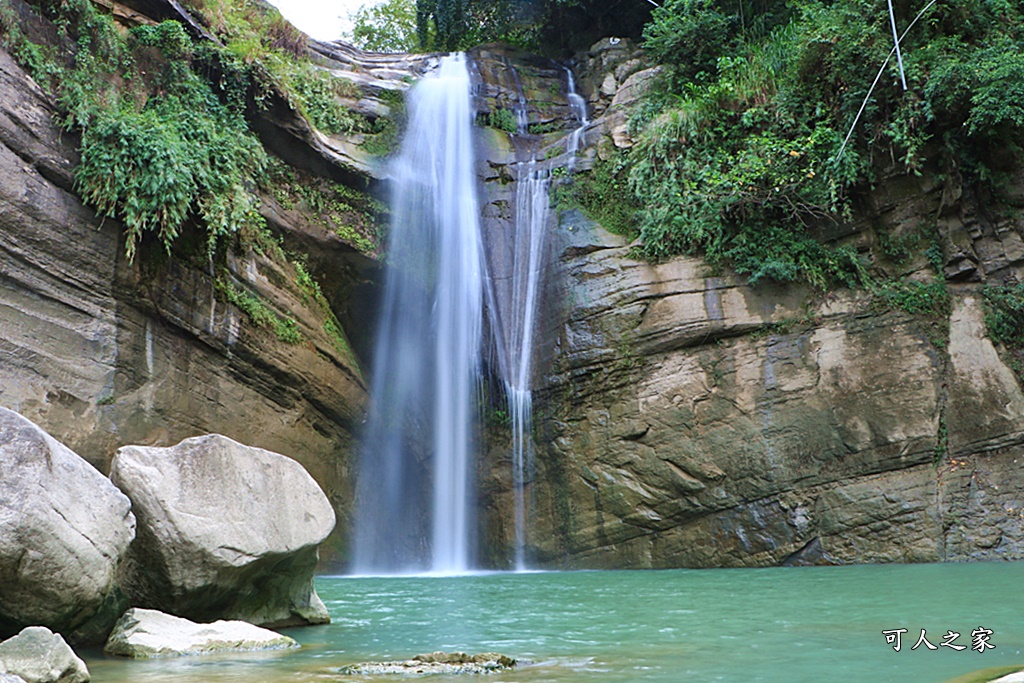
left=110, top=434, right=336, bottom=628
left=339, top=651, right=517, bottom=676
left=0, top=408, right=135, bottom=643
left=0, top=627, right=89, bottom=683
left=103, top=608, right=298, bottom=659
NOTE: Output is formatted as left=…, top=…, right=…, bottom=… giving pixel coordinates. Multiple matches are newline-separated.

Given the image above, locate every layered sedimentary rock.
left=0, top=409, right=134, bottom=644
left=474, top=38, right=1024, bottom=569
left=110, top=435, right=335, bottom=627
left=528, top=226, right=1023, bottom=566
left=0, top=9, right=371, bottom=561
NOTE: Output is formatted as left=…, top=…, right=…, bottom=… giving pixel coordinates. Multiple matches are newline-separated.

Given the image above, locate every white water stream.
left=353, top=56, right=590, bottom=574
left=353, top=54, right=483, bottom=575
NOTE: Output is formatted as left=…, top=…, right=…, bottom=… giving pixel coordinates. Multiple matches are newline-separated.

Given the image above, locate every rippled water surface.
left=86, top=563, right=1024, bottom=683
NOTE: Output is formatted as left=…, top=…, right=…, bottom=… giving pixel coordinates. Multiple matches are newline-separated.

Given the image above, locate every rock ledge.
left=103, top=608, right=299, bottom=659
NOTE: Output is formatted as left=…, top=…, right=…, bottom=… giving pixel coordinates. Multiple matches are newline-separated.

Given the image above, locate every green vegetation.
left=262, top=158, right=385, bottom=256
left=983, top=281, right=1024, bottom=382
left=413, top=0, right=653, bottom=53
left=291, top=258, right=358, bottom=366
left=934, top=413, right=948, bottom=462
left=0, top=1, right=269, bottom=260
left=558, top=152, right=640, bottom=239
left=529, top=121, right=559, bottom=136
left=348, top=0, right=420, bottom=53
left=591, top=0, right=1024, bottom=289
left=215, top=275, right=303, bottom=344
left=0, top=0, right=373, bottom=261
left=359, top=88, right=405, bottom=158
left=486, top=108, right=518, bottom=134
left=873, top=278, right=951, bottom=318
left=983, top=282, right=1024, bottom=349
left=178, top=0, right=361, bottom=134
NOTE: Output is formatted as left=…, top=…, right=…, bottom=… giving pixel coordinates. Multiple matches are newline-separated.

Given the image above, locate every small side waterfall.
left=505, top=160, right=550, bottom=570
left=491, top=63, right=590, bottom=570
left=564, top=66, right=590, bottom=167
left=352, top=54, right=484, bottom=575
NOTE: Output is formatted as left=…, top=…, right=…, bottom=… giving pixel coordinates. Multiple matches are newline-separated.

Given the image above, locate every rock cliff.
left=486, top=39, right=1024, bottom=568
left=2, top=0, right=1022, bottom=573
left=0, top=1, right=383, bottom=562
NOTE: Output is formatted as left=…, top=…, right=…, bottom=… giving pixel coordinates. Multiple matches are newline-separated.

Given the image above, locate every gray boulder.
left=0, top=408, right=135, bottom=643
left=110, top=434, right=335, bottom=628
left=0, top=627, right=89, bottom=683
left=103, top=608, right=298, bottom=658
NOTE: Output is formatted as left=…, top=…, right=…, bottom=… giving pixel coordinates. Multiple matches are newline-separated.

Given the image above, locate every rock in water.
left=110, top=434, right=335, bottom=627
left=0, top=408, right=135, bottom=644
left=339, top=651, right=517, bottom=675
left=0, top=627, right=89, bottom=683
left=103, top=608, right=298, bottom=658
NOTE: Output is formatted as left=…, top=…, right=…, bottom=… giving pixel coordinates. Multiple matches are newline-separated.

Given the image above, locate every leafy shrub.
left=487, top=107, right=518, bottom=134
left=983, top=282, right=1024, bottom=349
left=642, top=0, right=735, bottom=83
left=873, top=278, right=951, bottom=317
left=563, top=152, right=639, bottom=239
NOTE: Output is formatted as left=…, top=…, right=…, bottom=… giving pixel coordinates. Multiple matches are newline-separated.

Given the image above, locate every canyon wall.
left=490, top=39, right=1024, bottom=568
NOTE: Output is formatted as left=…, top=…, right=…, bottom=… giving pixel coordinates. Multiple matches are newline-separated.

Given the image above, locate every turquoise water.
left=85, top=563, right=1024, bottom=682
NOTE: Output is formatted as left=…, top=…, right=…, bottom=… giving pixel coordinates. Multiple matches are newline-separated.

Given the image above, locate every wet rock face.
left=0, top=409, right=135, bottom=644
left=110, top=435, right=335, bottom=628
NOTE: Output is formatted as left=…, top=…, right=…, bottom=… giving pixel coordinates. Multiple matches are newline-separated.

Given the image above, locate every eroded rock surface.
left=103, top=608, right=298, bottom=658
left=0, top=409, right=134, bottom=643
left=110, top=435, right=335, bottom=627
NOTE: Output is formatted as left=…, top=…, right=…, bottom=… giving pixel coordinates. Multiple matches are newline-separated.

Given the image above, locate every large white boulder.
left=0, top=408, right=135, bottom=643
left=0, top=627, right=89, bottom=683
left=110, top=434, right=335, bottom=627
left=103, top=608, right=298, bottom=658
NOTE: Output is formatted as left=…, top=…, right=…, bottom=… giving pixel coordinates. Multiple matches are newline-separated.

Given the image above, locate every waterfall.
left=490, top=64, right=589, bottom=570
left=352, top=54, right=483, bottom=575
left=564, top=66, right=590, bottom=168
left=505, top=160, right=550, bottom=570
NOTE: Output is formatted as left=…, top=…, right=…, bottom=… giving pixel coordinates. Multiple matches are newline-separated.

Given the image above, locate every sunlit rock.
left=103, top=608, right=298, bottom=658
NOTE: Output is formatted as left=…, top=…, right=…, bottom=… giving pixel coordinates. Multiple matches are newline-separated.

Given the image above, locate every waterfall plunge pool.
left=85, top=562, right=1023, bottom=682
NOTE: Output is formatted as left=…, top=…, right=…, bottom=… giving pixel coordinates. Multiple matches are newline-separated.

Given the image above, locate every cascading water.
left=504, top=160, right=550, bottom=570
left=490, top=64, right=590, bottom=570
left=352, top=54, right=484, bottom=575
left=564, top=65, right=590, bottom=168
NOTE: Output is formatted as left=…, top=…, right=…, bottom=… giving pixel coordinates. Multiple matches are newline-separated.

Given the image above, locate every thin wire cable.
left=887, top=0, right=908, bottom=90
left=836, top=0, right=939, bottom=162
